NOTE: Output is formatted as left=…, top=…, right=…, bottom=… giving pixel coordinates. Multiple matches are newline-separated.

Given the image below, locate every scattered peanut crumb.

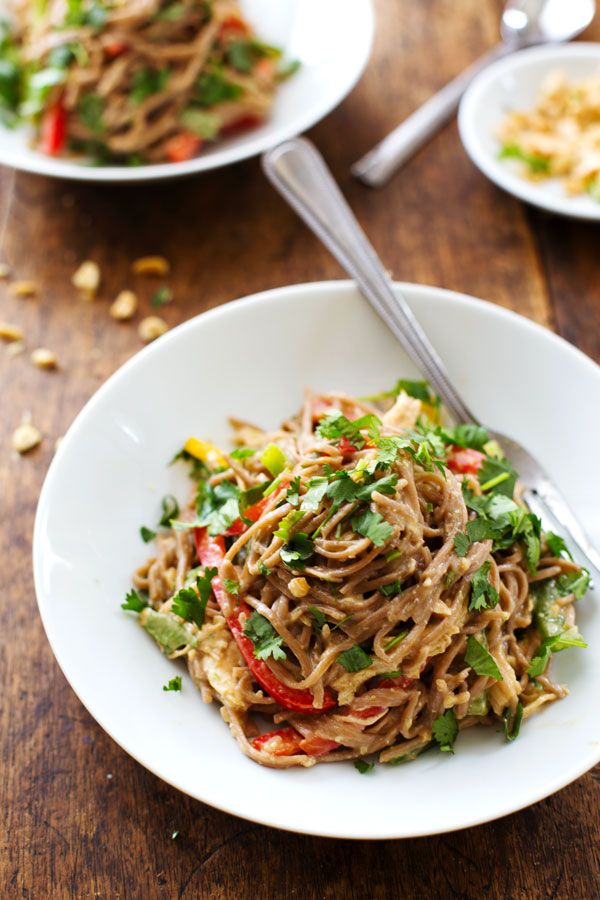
left=132, top=256, right=170, bottom=277
left=288, top=577, right=310, bottom=598
left=7, top=341, right=25, bottom=358
left=0, top=262, right=10, bottom=279
left=72, top=260, right=101, bottom=298
left=10, top=280, right=38, bottom=298
left=13, top=420, right=42, bottom=454
left=31, top=347, right=58, bottom=369
left=138, top=315, right=168, bottom=343
left=110, top=289, right=137, bottom=321
left=0, top=321, right=24, bottom=342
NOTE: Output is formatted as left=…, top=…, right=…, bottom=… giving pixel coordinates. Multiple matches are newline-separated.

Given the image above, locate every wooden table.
left=2, top=1, right=599, bottom=896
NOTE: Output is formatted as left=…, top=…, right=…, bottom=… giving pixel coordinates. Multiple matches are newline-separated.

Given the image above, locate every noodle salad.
left=0, top=1, right=298, bottom=164
left=124, top=382, right=590, bottom=770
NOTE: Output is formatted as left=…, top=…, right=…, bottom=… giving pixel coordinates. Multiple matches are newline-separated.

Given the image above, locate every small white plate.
left=0, top=0, right=373, bottom=182
left=458, top=43, right=600, bottom=220
left=33, top=281, right=600, bottom=839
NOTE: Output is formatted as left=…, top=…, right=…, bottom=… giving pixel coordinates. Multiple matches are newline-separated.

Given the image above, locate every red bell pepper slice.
left=220, top=113, right=263, bottom=137
left=224, top=495, right=271, bottom=537
left=376, top=675, right=413, bottom=690
left=219, top=15, right=249, bottom=36
left=164, top=132, right=202, bottom=163
left=194, top=528, right=336, bottom=714
left=104, top=41, right=128, bottom=58
left=251, top=727, right=339, bottom=757
left=446, top=446, right=485, bottom=475
left=41, top=99, right=66, bottom=156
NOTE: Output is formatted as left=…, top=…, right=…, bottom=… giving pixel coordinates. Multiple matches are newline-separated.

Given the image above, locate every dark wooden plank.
left=1, top=1, right=599, bottom=897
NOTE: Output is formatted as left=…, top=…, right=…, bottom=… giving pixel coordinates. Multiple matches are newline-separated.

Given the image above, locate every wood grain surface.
left=2, top=1, right=600, bottom=897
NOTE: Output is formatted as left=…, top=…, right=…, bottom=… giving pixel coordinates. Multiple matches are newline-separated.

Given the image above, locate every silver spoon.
left=352, top=0, right=596, bottom=188
left=262, top=137, right=600, bottom=581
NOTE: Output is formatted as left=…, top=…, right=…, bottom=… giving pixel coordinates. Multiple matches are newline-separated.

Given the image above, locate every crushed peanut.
left=31, top=347, right=58, bottom=369
left=132, top=256, right=170, bottom=277
left=72, top=260, right=101, bottom=298
left=288, top=577, right=310, bottom=598
left=138, top=315, right=168, bottom=342
left=0, top=262, right=10, bottom=279
left=12, top=420, right=42, bottom=454
left=0, top=321, right=24, bottom=342
left=9, top=280, right=38, bottom=298
left=109, top=289, right=137, bottom=321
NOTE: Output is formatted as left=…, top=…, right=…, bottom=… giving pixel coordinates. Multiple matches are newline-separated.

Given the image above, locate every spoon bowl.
left=501, top=0, right=596, bottom=45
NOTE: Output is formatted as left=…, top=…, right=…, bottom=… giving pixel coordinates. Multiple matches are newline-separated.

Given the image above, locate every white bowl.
left=0, top=0, right=374, bottom=182
left=33, top=281, right=600, bottom=839
left=458, top=42, right=600, bottom=220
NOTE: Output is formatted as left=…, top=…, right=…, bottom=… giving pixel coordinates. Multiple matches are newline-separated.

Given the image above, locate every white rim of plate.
left=458, top=42, right=600, bottom=220
left=0, top=0, right=374, bottom=183
left=32, top=281, right=600, bottom=838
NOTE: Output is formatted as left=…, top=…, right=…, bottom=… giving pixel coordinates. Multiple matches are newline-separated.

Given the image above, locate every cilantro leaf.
left=354, top=473, right=398, bottom=501
left=432, top=709, right=458, bottom=753
left=527, top=626, right=587, bottom=677
left=478, top=456, right=517, bottom=497
left=300, top=477, right=328, bottom=512
left=469, top=561, right=499, bottom=611
left=257, top=560, right=271, bottom=577
left=317, top=412, right=381, bottom=449
left=454, top=532, right=469, bottom=557
left=280, top=533, right=314, bottom=569
left=350, top=508, right=393, bottom=547
left=441, top=423, right=489, bottom=450
left=337, top=645, right=372, bottom=672
left=163, top=676, right=182, bottom=692
left=308, top=605, right=326, bottom=632
left=171, top=567, right=215, bottom=629
left=243, top=611, right=286, bottom=661
left=78, top=92, right=104, bottom=134
left=159, top=494, right=180, bottom=527
left=364, top=378, right=438, bottom=406
left=223, top=579, right=239, bottom=596
left=556, top=569, right=590, bottom=600
left=130, top=67, right=170, bottom=104
left=379, top=580, right=402, bottom=597
left=140, top=525, right=157, bottom=543
left=230, top=447, right=255, bottom=460
left=195, top=69, right=243, bottom=107
left=285, top=476, right=301, bottom=507
left=500, top=143, right=550, bottom=174
left=503, top=702, right=523, bottom=741
left=544, top=532, right=572, bottom=559
left=121, top=588, right=148, bottom=613
left=354, top=759, right=374, bottom=774
left=465, top=636, right=503, bottom=680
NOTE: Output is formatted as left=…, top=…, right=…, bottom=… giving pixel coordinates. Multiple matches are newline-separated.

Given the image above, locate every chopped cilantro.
left=140, top=525, right=156, bottom=543
left=379, top=580, right=402, bottom=597
left=441, top=423, right=489, bottom=450
left=230, top=447, right=255, bottom=460
left=223, top=578, right=239, bottom=596
left=500, top=143, right=550, bottom=174
left=78, top=92, right=104, bottom=134
left=337, top=645, right=371, bottom=672
left=243, top=611, right=286, bottom=661
left=527, top=626, right=587, bottom=677
left=121, top=588, right=148, bottom=613
left=285, top=476, right=302, bottom=507
left=432, top=709, right=458, bottom=753
left=308, top=605, right=326, bottom=632
left=465, top=636, right=503, bottom=680
left=195, top=69, right=243, bottom=107
left=257, top=560, right=271, bottom=577
left=151, top=286, right=173, bottom=307
left=556, top=569, right=590, bottom=600
left=171, top=567, right=215, bottom=629
left=280, top=532, right=314, bottom=569
left=469, top=561, right=499, bottom=611
left=354, top=759, right=374, bottom=774
left=350, top=508, right=393, bottom=547
left=502, top=702, right=523, bottom=741
left=130, top=67, right=170, bottom=105
left=453, top=532, right=469, bottom=558
left=300, top=477, right=329, bottom=512
left=544, top=532, right=571, bottom=559
left=163, top=676, right=182, bottom=692
left=316, top=412, right=381, bottom=449
left=478, top=456, right=517, bottom=498
left=384, top=630, right=408, bottom=651
left=159, top=494, right=179, bottom=527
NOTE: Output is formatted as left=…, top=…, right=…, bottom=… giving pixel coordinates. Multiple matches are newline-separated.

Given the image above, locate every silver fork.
left=262, top=137, right=600, bottom=583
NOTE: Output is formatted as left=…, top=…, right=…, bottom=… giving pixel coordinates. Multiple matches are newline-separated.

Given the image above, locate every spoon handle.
left=262, top=137, right=477, bottom=424
left=351, top=43, right=508, bottom=187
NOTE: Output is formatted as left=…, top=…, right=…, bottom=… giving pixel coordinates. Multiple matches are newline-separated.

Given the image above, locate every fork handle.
left=262, top=138, right=478, bottom=425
